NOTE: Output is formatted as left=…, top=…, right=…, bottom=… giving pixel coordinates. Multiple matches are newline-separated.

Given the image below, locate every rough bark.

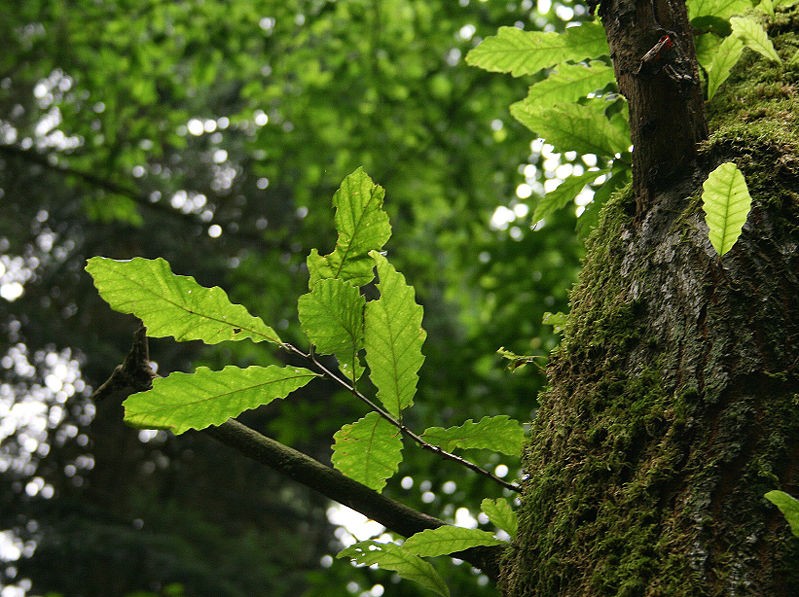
left=501, top=8, right=799, bottom=596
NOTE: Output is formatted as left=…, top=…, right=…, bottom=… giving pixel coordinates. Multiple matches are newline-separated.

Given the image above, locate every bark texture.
left=502, top=9, right=799, bottom=596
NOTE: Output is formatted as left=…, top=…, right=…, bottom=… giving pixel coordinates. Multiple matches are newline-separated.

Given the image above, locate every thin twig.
left=283, top=342, right=521, bottom=493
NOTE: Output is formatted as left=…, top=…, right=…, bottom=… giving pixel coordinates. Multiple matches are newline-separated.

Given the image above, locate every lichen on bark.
left=501, top=9, right=799, bottom=596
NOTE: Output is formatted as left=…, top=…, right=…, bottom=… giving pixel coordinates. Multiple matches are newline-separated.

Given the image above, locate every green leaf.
left=298, top=278, right=365, bottom=378
left=533, top=168, right=606, bottom=222
left=421, top=415, right=525, bottom=455
left=542, top=311, right=569, bottom=334
left=402, top=527, right=506, bottom=557
left=688, top=0, right=751, bottom=20
left=765, top=490, right=799, bottom=537
left=331, top=412, right=403, bottom=493
left=123, top=365, right=317, bottom=434
left=308, top=168, right=392, bottom=287
left=364, top=252, right=426, bottom=418
left=576, top=165, right=631, bottom=238
left=521, top=61, right=615, bottom=109
left=731, top=16, right=781, bottom=63
left=465, top=23, right=608, bottom=77
left=338, top=541, right=450, bottom=597
left=86, top=257, right=281, bottom=344
left=481, top=498, right=518, bottom=537
left=511, top=100, right=630, bottom=158
left=701, top=161, right=752, bottom=256
left=706, top=35, right=744, bottom=100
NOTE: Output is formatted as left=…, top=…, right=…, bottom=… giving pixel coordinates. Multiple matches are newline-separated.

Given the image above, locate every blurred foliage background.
left=0, top=1, right=586, bottom=595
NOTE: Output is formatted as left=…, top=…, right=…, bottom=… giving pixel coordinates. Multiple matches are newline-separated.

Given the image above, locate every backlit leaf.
left=421, top=415, right=525, bottom=455
left=521, top=61, right=615, bottom=108
left=731, top=16, right=781, bottom=63
left=338, top=541, right=449, bottom=597
left=701, top=161, right=752, bottom=256
left=511, top=100, right=630, bottom=158
left=688, top=0, right=750, bottom=20
left=308, top=168, right=391, bottom=287
left=331, top=412, right=403, bottom=493
left=364, top=252, right=426, bottom=418
left=123, top=365, right=317, bottom=434
left=765, top=490, right=799, bottom=537
left=402, top=527, right=505, bottom=557
left=466, top=23, right=608, bottom=77
left=298, top=278, right=365, bottom=378
left=481, top=498, right=518, bottom=537
left=533, top=168, right=606, bottom=222
left=86, top=257, right=281, bottom=344
left=706, top=35, right=744, bottom=100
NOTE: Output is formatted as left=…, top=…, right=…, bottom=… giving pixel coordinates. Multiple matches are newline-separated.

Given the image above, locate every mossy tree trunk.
left=501, top=8, right=799, bottom=596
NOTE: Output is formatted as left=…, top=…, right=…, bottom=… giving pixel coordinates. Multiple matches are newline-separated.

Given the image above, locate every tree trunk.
left=501, top=8, right=799, bottom=596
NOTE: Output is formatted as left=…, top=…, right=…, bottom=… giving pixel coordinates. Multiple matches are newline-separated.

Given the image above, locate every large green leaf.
left=481, top=498, right=519, bottom=538
left=465, top=22, right=608, bottom=77
left=86, top=257, right=281, bottom=344
left=533, top=168, right=607, bottom=222
left=521, top=61, right=615, bottom=109
left=364, top=252, right=426, bottom=418
left=706, top=35, right=744, bottom=100
left=308, top=168, right=392, bottom=288
left=511, top=100, right=630, bottom=158
left=123, top=365, right=317, bottom=434
left=402, top=527, right=506, bottom=557
left=701, top=161, right=752, bottom=256
left=731, top=16, right=781, bottom=63
left=688, top=0, right=750, bottom=20
left=421, top=415, right=525, bottom=455
left=338, top=541, right=449, bottom=597
left=765, top=490, right=799, bottom=537
left=331, top=412, right=403, bottom=493
left=298, top=278, right=365, bottom=378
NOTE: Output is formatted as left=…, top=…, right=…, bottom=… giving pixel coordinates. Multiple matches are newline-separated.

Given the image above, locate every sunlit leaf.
left=731, top=16, right=781, bottom=62
left=123, top=365, right=317, bottom=434
left=542, top=311, right=569, bottom=335
left=533, top=168, right=606, bottom=222
left=402, top=527, right=506, bottom=557
left=86, top=257, right=281, bottom=344
left=298, top=278, right=365, bottom=378
left=511, top=100, right=630, bottom=158
left=706, top=35, right=744, bottom=100
left=421, top=415, right=525, bottom=455
left=765, top=490, right=799, bottom=537
left=308, top=168, right=391, bottom=288
left=481, top=498, right=518, bottom=537
left=520, top=61, right=615, bottom=108
left=701, top=161, right=752, bottom=256
left=331, top=412, right=403, bottom=493
left=688, top=0, right=751, bottom=20
left=364, top=252, right=426, bottom=418
left=465, top=23, right=608, bottom=77
left=338, top=541, right=450, bottom=597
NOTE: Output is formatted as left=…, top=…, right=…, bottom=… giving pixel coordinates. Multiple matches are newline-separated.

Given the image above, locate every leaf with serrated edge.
left=511, top=100, right=630, bottom=158
left=364, top=252, right=426, bottom=418
left=86, top=257, right=280, bottom=344
left=481, top=498, right=519, bottom=538
left=765, top=490, right=799, bottom=538
left=421, top=415, right=525, bottom=455
left=123, top=365, right=317, bottom=434
left=338, top=541, right=449, bottom=597
left=308, top=168, right=391, bottom=288
left=298, top=278, right=365, bottom=377
left=331, top=412, right=403, bottom=492
left=522, top=61, right=615, bottom=109
left=731, top=16, right=781, bottom=62
left=701, top=162, right=752, bottom=256
left=706, top=35, right=744, bottom=100
left=533, top=169, right=606, bottom=222
left=402, top=527, right=506, bottom=558
left=465, top=22, right=607, bottom=77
